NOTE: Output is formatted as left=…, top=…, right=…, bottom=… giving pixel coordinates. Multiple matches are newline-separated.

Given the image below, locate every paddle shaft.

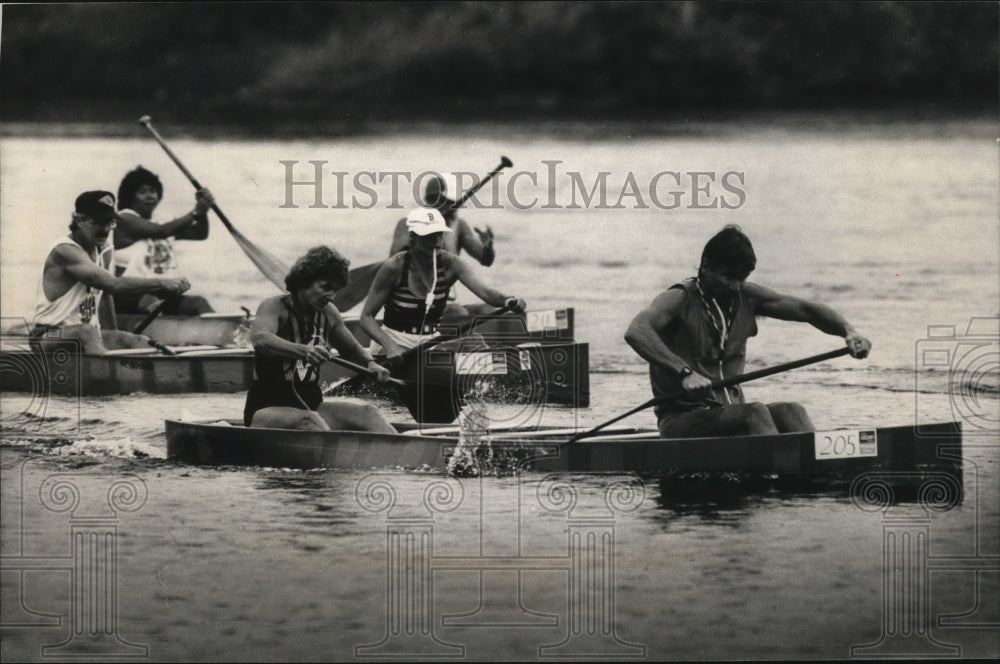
left=394, top=303, right=517, bottom=363
left=453, top=156, right=513, bottom=208
left=568, top=347, right=852, bottom=443
left=325, top=355, right=406, bottom=387
left=138, top=116, right=237, bottom=234
left=132, top=297, right=174, bottom=334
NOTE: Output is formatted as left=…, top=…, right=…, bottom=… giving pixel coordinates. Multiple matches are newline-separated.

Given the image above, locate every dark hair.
left=700, top=224, right=756, bottom=276
left=284, top=246, right=351, bottom=292
left=117, top=166, right=163, bottom=211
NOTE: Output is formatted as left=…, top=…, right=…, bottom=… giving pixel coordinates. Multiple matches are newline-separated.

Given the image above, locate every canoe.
left=165, top=419, right=963, bottom=477
left=116, top=307, right=576, bottom=348
left=0, top=339, right=589, bottom=406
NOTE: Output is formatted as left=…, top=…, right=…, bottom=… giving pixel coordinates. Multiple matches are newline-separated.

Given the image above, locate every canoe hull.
left=117, top=308, right=575, bottom=348
left=0, top=339, right=588, bottom=405
left=165, top=419, right=962, bottom=477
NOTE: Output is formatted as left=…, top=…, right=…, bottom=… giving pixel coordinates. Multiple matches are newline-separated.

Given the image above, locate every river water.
left=1, top=119, right=998, bottom=660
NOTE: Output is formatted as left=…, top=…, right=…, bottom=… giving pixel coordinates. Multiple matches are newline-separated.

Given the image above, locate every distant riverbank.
left=2, top=109, right=995, bottom=141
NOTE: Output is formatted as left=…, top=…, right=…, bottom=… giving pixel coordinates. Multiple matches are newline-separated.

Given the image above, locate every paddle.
left=131, top=296, right=175, bottom=334
left=451, top=156, right=513, bottom=208
left=324, top=355, right=458, bottom=423
left=568, top=347, right=853, bottom=444
left=329, top=157, right=516, bottom=313
left=139, top=115, right=290, bottom=290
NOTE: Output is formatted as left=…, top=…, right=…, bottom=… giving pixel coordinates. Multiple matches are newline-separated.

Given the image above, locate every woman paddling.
left=245, top=246, right=395, bottom=432
left=113, top=166, right=214, bottom=315
left=361, top=208, right=525, bottom=359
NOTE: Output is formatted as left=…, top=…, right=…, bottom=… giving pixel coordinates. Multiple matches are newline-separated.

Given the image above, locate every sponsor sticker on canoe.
left=455, top=351, right=508, bottom=375
left=526, top=309, right=568, bottom=332
left=814, top=429, right=878, bottom=460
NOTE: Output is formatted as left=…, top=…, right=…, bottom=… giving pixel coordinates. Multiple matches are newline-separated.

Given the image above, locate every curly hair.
left=284, top=246, right=351, bottom=292
left=700, top=224, right=756, bottom=277
left=117, top=166, right=163, bottom=211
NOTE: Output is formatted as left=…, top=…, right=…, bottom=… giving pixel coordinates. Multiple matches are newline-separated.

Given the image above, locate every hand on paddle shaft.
left=569, top=347, right=855, bottom=443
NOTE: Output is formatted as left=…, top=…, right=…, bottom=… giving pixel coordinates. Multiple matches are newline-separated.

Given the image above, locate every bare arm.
left=455, top=218, right=495, bottom=267
left=447, top=253, right=520, bottom=309
left=53, top=244, right=189, bottom=296
left=359, top=257, right=405, bottom=358
left=746, top=282, right=871, bottom=358
left=624, top=288, right=715, bottom=395
left=250, top=296, right=328, bottom=366
left=624, top=289, right=694, bottom=375
left=114, top=189, right=212, bottom=246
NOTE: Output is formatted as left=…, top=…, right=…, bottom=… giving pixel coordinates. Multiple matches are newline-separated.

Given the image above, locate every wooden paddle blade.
left=227, top=225, right=289, bottom=291
left=333, top=261, right=384, bottom=312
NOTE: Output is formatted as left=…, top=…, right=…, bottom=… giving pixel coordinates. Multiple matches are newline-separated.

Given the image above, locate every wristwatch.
left=678, top=366, right=693, bottom=379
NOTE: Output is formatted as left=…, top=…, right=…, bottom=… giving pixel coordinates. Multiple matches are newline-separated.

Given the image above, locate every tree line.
left=2, top=2, right=994, bottom=128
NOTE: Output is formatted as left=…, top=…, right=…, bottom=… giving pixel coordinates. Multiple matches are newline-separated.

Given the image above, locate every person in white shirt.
left=113, top=166, right=213, bottom=314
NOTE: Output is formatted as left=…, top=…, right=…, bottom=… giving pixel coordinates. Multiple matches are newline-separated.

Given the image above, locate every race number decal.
left=455, top=352, right=508, bottom=375
left=526, top=309, right=569, bottom=333
left=814, top=429, right=878, bottom=460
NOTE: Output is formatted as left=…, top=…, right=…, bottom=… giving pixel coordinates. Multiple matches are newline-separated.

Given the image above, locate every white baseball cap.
left=405, top=208, right=452, bottom=236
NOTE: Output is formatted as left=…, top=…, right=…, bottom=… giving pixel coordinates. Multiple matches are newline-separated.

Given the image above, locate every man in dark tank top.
left=625, top=225, right=872, bottom=438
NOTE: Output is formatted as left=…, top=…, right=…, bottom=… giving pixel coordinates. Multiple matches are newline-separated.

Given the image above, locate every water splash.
left=1, top=435, right=166, bottom=459
left=446, top=381, right=531, bottom=478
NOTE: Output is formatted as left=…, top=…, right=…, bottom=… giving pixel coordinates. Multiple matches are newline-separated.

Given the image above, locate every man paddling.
left=113, top=166, right=215, bottom=315
left=625, top=225, right=871, bottom=438
left=245, top=245, right=396, bottom=432
left=390, top=173, right=496, bottom=317
left=31, top=191, right=191, bottom=354
left=363, top=208, right=524, bottom=359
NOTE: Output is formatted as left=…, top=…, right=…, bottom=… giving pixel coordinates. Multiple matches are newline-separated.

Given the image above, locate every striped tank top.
left=383, top=251, right=452, bottom=334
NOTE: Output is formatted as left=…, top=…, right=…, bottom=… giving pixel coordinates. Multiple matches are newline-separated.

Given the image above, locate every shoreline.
left=2, top=110, right=995, bottom=141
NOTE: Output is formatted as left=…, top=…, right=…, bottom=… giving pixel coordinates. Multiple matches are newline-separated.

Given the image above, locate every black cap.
left=75, top=191, right=120, bottom=220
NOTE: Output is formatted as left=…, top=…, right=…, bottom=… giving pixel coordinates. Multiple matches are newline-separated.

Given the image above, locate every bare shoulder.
left=741, top=281, right=781, bottom=305
left=255, top=295, right=287, bottom=317
left=50, top=241, right=89, bottom=265
left=649, top=286, right=687, bottom=311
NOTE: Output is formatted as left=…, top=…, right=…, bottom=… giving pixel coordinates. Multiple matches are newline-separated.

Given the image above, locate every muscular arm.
left=249, top=297, right=310, bottom=361
left=455, top=218, right=495, bottom=266
left=623, top=289, right=694, bottom=376
left=114, top=210, right=202, bottom=246
left=51, top=244, right=184, bottom=296
left=447, top=253, right=509, bottom=308
left=746, top=282, right=871, bottom=357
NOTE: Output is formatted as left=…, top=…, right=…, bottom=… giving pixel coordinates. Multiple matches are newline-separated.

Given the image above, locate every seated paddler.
left=625, top=224, right=871, bottom=438
left=244, top=246, right=395, bottom=432
left=361, top=207, right=526, bottom=360
left=31, top=190, right=191, bottom=354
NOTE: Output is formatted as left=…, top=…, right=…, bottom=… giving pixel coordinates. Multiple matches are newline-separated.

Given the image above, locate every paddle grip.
left=454, top=157, right=513, bottom=208
left=139, top=116, right=238, bottom=233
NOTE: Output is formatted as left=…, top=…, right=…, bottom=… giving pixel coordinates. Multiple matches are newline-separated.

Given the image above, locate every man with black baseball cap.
left=30, top=190, right=190, bottom=353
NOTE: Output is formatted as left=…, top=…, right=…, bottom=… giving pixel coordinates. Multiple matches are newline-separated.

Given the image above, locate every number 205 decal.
left=813, top=429, right=878, bottom=460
